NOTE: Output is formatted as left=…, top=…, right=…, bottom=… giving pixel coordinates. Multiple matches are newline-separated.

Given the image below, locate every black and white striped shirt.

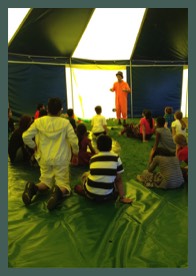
left=85, top=151, right=124, bottom=196
left=148, top=155, right=184, bottom=188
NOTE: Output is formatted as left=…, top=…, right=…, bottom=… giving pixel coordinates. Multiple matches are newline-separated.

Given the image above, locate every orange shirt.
left=111, top=81, right=130, bottom=106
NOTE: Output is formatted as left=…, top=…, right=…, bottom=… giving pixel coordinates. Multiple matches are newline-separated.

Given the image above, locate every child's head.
left=141, top=109, right=147, bottom=117
left=174, top=134, right=187, bottom=147
left=48, top=98, right=62, bottom=116
left=39, top=109, right=48, bottom=117
left=174, top=110, right=183, bottom=120
left=164, top=106, right=173, bottom=114
left=37, top=103, right=45, bottom=111
left=144, top=110, right=152, bottom=120
left=156, top=116, right=165, bottom=128
left=8, top=108, right=12, bottom=118
left=19, top=115, right=33, bottom=132
left=67, top=108, right=74, bottom=117
left=95, top=106, right=102, bottom=115
left=76, top=123, right=87, bottom=138
left=97, top=135, right=112, bottom=151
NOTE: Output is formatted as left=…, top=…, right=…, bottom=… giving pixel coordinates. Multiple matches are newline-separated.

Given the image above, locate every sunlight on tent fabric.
left=181, top=67, right=188, bottom=117
left=66, top=66, right=127, bottom=119
left=8, top=8, right=30, bottom=43
left=73, top=8, right=146, bottom=60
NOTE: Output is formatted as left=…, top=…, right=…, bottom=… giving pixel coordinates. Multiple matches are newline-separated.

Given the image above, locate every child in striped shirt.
left=137, top=153, right=184, bottom=189
left=74, top=134, right=132, bottom=203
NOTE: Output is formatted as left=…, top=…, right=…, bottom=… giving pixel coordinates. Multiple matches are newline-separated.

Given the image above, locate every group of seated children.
left=8, top=103, right=48, bottom=165
left=119, top=107, right=188, bottom=189
left=137, top=116, right=187, bottom=189
left=9, top=99, right=188, bottom=211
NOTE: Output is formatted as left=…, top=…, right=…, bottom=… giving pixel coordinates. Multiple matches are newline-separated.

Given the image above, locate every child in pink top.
left=121, top=109, right=155, bottom=142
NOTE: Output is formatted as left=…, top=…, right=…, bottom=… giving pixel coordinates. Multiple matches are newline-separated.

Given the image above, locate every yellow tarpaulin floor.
left=8, top=161, right=188, bottom=268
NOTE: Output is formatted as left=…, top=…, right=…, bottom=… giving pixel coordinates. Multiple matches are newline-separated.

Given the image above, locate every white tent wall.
left=181, top=66, right=188, bottom=118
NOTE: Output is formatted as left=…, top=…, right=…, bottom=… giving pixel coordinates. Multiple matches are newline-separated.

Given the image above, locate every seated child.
left=66, top=108, right=77, bottom=131
left=164, top=106, right=174, bottom=130
left=91, top=105, right=108, bottom=137
left=171, top=110, right=187, bottom=137
left=39, top=109, right=48, bottom=117
left=149, top=116, right=176, bottom=163
left=74, top=134, right=133, bottom=204
left=174, top=133, right=188, bottom=182
left=8, top=107, right=15, bottom=139
left=121, top=109, right=155, bottom=142
left=76, top=123, right=96, bottom=166
left=8, top=115, right=34, bottom=164
left=137, top=151, right=184, bottom=189
left=34, top=103, right=45, bottom=120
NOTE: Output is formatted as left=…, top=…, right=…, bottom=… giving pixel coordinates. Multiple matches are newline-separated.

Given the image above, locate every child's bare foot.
left=119, top=197, right=133, bottom=204
left=74, top=185, right=85, bottom=196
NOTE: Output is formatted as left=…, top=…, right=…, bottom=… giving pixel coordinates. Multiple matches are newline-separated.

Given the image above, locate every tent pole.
left=129, top=61, right=133, bottom=119
left=69, top=58, right=74, bottom=110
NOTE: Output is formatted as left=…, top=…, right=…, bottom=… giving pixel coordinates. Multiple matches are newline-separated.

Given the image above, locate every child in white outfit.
left=22, top=97, right=79, bottom=210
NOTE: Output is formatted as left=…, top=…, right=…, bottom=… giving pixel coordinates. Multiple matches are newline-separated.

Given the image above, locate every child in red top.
left=174, top=133, right=188, bottom=182
left=174, top=134, right=188, bottom=164
left=34, top=103, right=45, bottom=119
left=76, top=123, right=96, bottom=166
left=121, top=109, right=155, bottom=142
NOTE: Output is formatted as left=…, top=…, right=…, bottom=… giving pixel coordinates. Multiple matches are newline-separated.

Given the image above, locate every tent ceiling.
left=8, top=8, right=188, bottom=65
left=8, top=8, right=95, bottom=57
left=131, top=8, right=188, bottom=64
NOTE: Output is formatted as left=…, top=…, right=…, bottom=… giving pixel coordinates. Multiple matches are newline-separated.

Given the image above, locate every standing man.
left=110, top=71, right=131, bottom=125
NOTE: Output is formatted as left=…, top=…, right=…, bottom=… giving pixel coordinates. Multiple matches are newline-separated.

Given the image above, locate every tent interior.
left=8, top=8, right=188, bottom=268
left=8, top=8, right=188, bottom=121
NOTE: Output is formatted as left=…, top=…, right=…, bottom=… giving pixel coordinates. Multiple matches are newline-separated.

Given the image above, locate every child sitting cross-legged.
left=174, top=133, right=188, bottom=183
left=149, top=116, right=176, bottom=164
left=74, top=134, right=133, bottom=204
left=137, top=150, right=184, bottom=189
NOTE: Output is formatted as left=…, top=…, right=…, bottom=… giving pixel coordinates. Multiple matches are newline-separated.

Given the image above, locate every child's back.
left=76, top=123, right=95, bottom=165
left=91, top=105, right=107, bottom=136
left=149, top=155, right=184, bottom=189
left=171, top=111, right=186, bottom=136
left=164, top=106, right=174, bottom=129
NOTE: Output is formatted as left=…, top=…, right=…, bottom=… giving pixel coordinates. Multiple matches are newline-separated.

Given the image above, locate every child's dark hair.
left=97, top=134, right=112, bottom=151
left=67, top=108, right=74, bottom=117
left=18, top=115, right=32, bottom=133
left=165, top=106, right=173, bottom=114
left=144, top=109, right=153, bottom=129
left=95, top=106, right=102, bottom=115
left=76, top=123, right=88, bottom=142
left=156, top=116, right=165, bottom=127
left=37, top=103, right=44, bottom=111
left=39, top=109, right=48, bottom=117
left=48, top=98, right=62, bottom=115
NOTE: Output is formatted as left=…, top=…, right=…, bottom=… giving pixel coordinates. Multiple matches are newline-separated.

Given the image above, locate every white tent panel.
left=73, top=8, right=146, bottom=60
left=8, top=8, right=30, bottom=43
left=181, top=67, right=188, bottom=118
left=66, top=66, right=127, bottom=119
